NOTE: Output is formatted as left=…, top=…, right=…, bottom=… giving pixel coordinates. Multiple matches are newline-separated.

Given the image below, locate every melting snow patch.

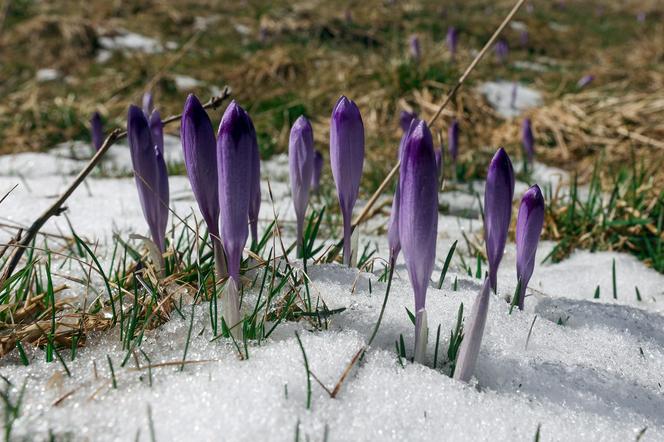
left=35, top=68, right=60, bottom=82
left=174, top=75, right=203, bottom=91
left=99, top=30, right=164, bottom=54
left=478, top=81, right=542, bottom=118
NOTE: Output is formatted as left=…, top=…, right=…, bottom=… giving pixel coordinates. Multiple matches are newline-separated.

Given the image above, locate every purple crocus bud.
left=521, top=118, right=534, bottom=163
left=636, top=11, right=646, bottom=23
left=434, top=147, right=442, bottom=179
left=217, top=101, right=255, bottom=280
left=515, top=185, right=545, bottom=309
left=453, top=277, right=491, bottom=382
left=387, top=123, right=413, bottom=264
left=330, top=96, right=365, bottom=266
left=399, top=110, right=417, bottom=133
left=484, top=147, right=515, bottom=293
left=90, top=112, right=103, bottom=151
left=149, top=110, right=164, bottom=155
left=142, top=92, right=154, bottom=117
left=398, top=120, right=438, bottom=363
left=446, top=27, right=458, bottom=58
left=495, top=39, right=509, bottom=64
left=576, top=74, right=594, bottom=89
left=127, top=105, right=170, bottom=253
left=311, top=150, right=323, bottom=192
left=289, top=115, right=315, bottom=256
left=181, top=94, right=219, bottom=237
left=248, top=126, right=261, bottom=248
left=408, top=35, right=421, bottom=62
left=510, top=82, right=518, bottom=109
left=447, top=118, right=459, bottom=165
left=519, top=30, right=528, bottom=48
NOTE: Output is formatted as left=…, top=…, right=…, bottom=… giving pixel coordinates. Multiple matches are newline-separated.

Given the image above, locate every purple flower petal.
left=248, top=122, right=261, bottom=247
left=127, top=105, right=169, bottom=252
left=149, top=110, right=164, bottom=155
left=398, top=120, right=438, bottom=357
left=330, top=96, right=365, bottom=266
left=521, top=118, right=535, bottom=163
left=217, top=101, right=255, bottom=280
left=289, top=115, right=315, bottom=253
left=399, top=110, right=417, bottom=133
left=448, top=119, right=459, bottom=164
left=311, top=150, right=324, bottom=192
left=484, top=147, right=515, bottom=292
left=446, top=26, right=458, bottom=57
left=181, top=94, right=219, bottom=237
left=515, top=185, right=545, bottom=309
left=142, top=92, right=154, bottom=117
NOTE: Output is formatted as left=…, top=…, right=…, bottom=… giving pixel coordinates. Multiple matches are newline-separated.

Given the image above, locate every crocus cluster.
left=521, top=118, right=535, bottom=165
left=127, top=104, right=170, bottom=255
left=289, top=116, right=315, bottom=257
left=515, top=185, right=545, bottom=309
left=90, top=112, right=103, bottom=151
left=446, top=27, right=458, bottom=58
left=398, top=119, right=438, bottom=363
left=330, top=96, right=365, bottom=266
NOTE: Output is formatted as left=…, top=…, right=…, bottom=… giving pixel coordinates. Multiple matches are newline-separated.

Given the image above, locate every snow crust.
left=1, top=135, right=663, bottom=441
left=478, top=81, right=543, bottom=118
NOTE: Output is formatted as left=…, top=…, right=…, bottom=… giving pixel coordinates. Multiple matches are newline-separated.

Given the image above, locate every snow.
left=478, top=81, right=543, bottom=118
left=97, top=30, right=176, bottom=56
left=35, top=68, right=60, bottom=82
left=173, top=75, right=202, bottom=91
left=1, top=134, right=663, bottom=441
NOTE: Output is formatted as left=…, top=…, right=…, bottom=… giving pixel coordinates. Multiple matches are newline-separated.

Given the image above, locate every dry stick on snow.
left=0, top=87, right=232, bottom=285
left=351, top=0, right=529, bottom=229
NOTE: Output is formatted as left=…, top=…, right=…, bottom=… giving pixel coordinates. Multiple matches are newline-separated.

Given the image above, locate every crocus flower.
left=484, top=147, right=515, bottom=293
left=181, top=94, right=227, bottom=278
left=446, top=26, right=458, bottom=58
left=399, top=110, right=417, bottom=133
left=289, top=115, right=315, bottom=256
left=127, top=105, right=169, bottom=253
left=510, top=82, right=518, bottom=109
left=577, top=74, right=594, bottom=89
left=90, top=112, right=103, bottom=151
left=515, top=185, right=545, bottom=309
left=399, top=120, right=438, bottom=363
left=149, top=110, right=164, bottom=155
left=142, top=92, right=154, bottom=117
left=495, top=39, right=509, bottom=64
left=521, top=118, right=534, bottom=164
left=408, top=35, right=421, bottom=62
left=519, top=30, right=529, bottom=48
left=636, top=11, right=646, bottom=23
left=217, top=101, right=256, bottom=337
left=453, top=277, right=491, bottom=382
left=330, top=96, right=365, bottom=266
left=448, top=118, right=459, bottom=168
left=248, top=127, right=261, bottom=248
left=387, top=122, right=413, bottom=264
left=311, top=150, right=323, bottom=192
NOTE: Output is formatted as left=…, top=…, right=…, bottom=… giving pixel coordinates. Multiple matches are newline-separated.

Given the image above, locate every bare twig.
left=352, top=0, right=528, bottom=228
left=0, top=87, right=232, bottom=284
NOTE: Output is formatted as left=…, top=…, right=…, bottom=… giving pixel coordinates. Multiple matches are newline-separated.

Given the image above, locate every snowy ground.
left=1, top=129, right=663, bottom=441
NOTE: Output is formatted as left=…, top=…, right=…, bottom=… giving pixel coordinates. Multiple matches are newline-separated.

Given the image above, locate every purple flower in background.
left=149, top=110, right=164, bottom=155
left=127, top=105, right=170, bottom=253
left=399, top=120, right=438, bottom=363
left=515, top=185, right=545, bottom=309
left=453, top=277, right=491, bottom=382
left=519, top=30, right=529, bottom=48
left=435, top=147, right=442, bottom=179
left=577, top=74, right=594, bottom=89
left=399, top=110, right=417, bottom=133
left=446, top=26, right=458, bottom=58
left=249, top=127, right=261, bottom=248
left=330, top=96, right=365, bottom=266
left=495, top=39, right=509, bottom=64
left=142, top=92, right=154, bottom=117
left=637, top=11, right=646, bottom=23
left=448, top=118, right=459, bottom=166
left=289, top=116, right=315, bottom=256
left=311, top=150, right=323, bottom=192
left=510, top=82, right=518, bottom=109
left=484, top=147, right=515, bottom=293
left=90, top=112, right=103, bottom=151
left=521, top=118, right=535, bottom=163
left=387, top=121, right=414, bottom=264
left=408, top=35, right=421, bottom=62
